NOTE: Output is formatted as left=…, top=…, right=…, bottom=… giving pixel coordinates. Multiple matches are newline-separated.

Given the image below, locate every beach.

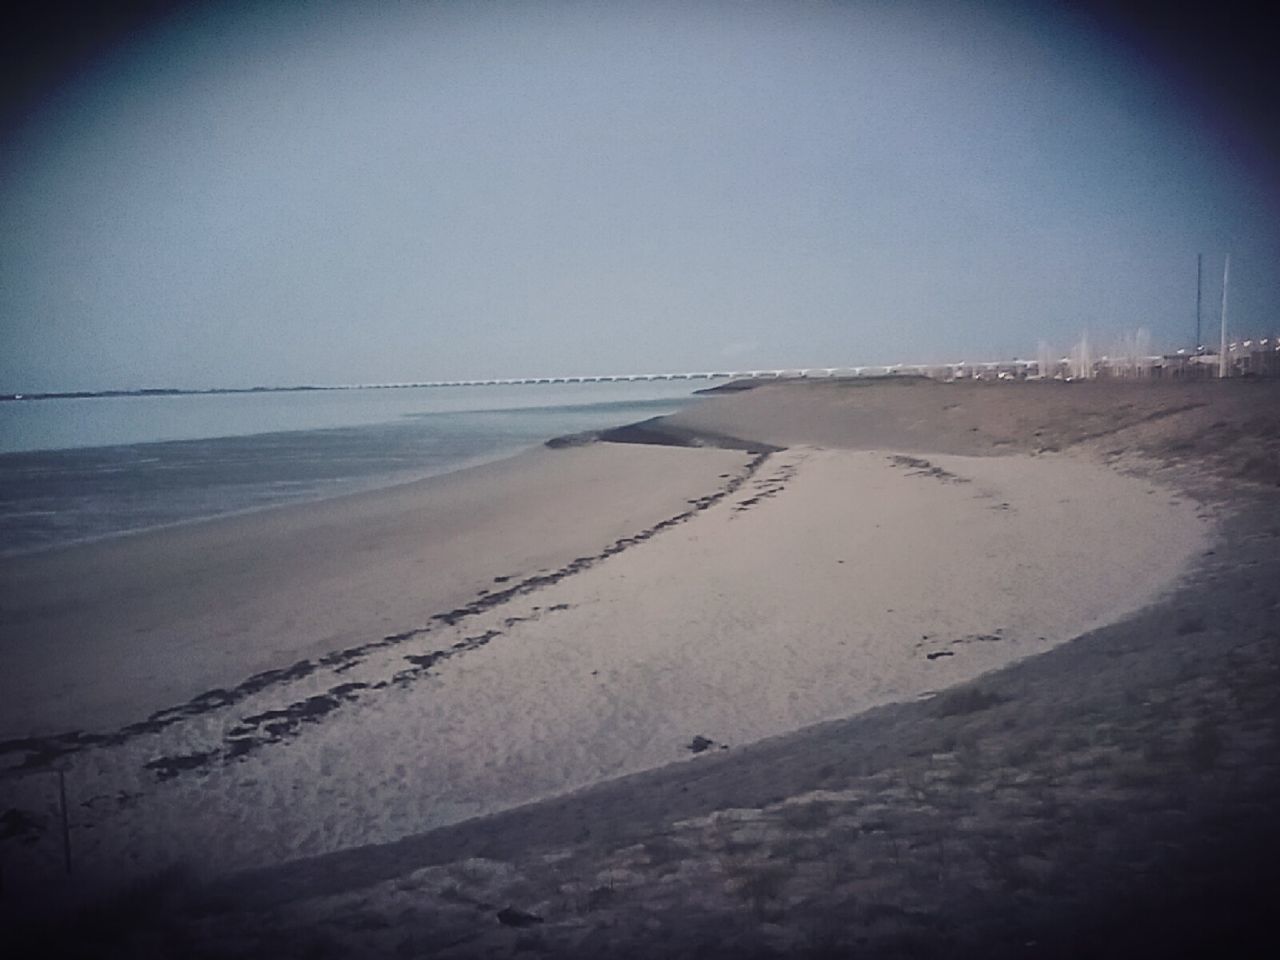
left=0, top=441, right=752, bottom=738
left=4, top=377, right=1279, bottom=957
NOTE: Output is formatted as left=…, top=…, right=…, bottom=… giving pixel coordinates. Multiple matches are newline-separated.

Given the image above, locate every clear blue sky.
left=2, top=0, right=1277, bottom=391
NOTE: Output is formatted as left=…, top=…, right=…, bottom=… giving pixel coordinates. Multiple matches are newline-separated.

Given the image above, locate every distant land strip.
left=8, top=341, right=1279, bottom=401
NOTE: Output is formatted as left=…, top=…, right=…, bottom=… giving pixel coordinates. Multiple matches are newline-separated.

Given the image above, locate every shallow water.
left=0, top=382, right=700, bottom=555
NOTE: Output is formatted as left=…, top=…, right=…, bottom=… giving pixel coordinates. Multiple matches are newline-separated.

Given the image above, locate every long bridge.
left=9, top=342, right=1275, bottom=403
left=370, top=361, right=1041, bottom=389
left=372, top=337, right=1278, bottom=389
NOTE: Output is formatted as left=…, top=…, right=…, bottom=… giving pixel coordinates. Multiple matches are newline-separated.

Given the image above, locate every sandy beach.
left=4, top=377, right=1278, bottom=958
left=0, top=442, right=754, bottom=738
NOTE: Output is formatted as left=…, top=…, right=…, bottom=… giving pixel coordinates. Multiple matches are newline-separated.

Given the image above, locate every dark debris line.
left=888, top=454, right=972, bottom=485
left=732, top=457, right=801, bottom=514
left=1, top=448, right=775, bottom=782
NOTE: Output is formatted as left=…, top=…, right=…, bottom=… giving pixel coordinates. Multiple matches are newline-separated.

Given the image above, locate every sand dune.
left=672, top=376, right=1280, bottom=488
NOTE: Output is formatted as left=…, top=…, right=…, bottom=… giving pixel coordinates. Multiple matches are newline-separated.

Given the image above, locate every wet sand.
left=0, top=442, right=753, bottom=738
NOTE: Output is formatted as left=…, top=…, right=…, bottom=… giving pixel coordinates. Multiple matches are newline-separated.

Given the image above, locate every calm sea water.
left=0, top=382, right=701, bottom=556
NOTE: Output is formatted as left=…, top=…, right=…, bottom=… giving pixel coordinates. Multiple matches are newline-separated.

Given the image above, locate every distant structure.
left=1195, top=253, right=1202, bottom=351
left=6, top=328, right=1277, bottom=404
left=1219, top=254, right=1231, bottom=379
left=1068, top=331, right=1093, bottom=380
left=395, top=336, right=1279, bottom=389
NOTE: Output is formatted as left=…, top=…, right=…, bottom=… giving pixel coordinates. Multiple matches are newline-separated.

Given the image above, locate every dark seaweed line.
left=2, top=449, right=775, bottom=779
left=144, top=449, right=775, bottom=778
left=887, top=454, right=971, bottom=485
left=0, top=660, right=324, bottom=775
left=733, top=457, right=802, bottom=513
left=149, top=624, right=517, bottom=778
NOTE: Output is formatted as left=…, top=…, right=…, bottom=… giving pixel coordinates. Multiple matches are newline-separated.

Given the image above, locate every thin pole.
left=58, top=767, right=72, bottom=875
left=1219, top=254, right=1231, bottom=378
left=1196, top=253, right=1202, bottom=350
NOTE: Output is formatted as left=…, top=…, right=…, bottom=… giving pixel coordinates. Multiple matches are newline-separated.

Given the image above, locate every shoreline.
left=0, top=386, right=703, bottom=556
left=0, top=442, right=539, bottom=563
left=0, top=441, right=754, bottom=740
left=4, top=378, right=1277, bottom=956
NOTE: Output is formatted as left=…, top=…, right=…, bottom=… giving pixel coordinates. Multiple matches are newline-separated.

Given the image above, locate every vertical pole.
left=58, top=767, right=72, bottom=875
left=1219, top=254, right=1231, bottom=378
left=1196, top=253, right=1202, bottom=350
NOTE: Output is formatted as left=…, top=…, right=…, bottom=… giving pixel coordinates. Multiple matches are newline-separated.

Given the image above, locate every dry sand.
left=163, top=379, right=1274, bottom=960
left=0, top=380, right=1218, bottom=907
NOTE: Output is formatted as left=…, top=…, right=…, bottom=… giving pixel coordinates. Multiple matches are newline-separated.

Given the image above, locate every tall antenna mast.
left=1195, top=253, right=1202, bottom=350
left=1218, top=253, right=1231, bottom=378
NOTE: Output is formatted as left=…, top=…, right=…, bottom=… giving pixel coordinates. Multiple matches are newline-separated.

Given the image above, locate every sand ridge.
left=667, top=377, right=1280, bottom=491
